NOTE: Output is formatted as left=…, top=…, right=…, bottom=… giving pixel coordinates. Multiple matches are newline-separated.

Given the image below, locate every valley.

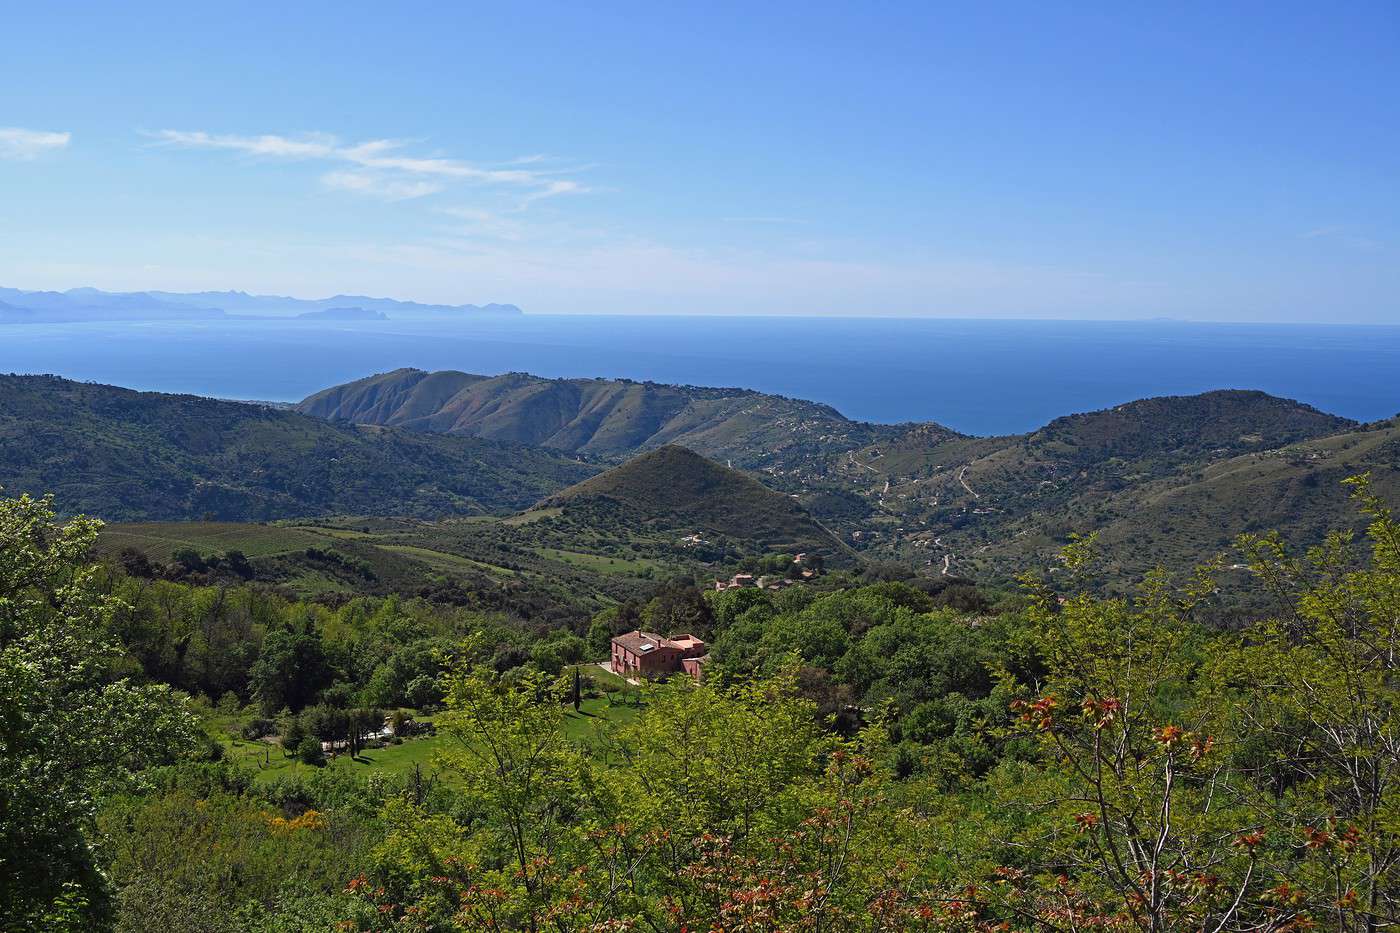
left=293, top=370, right=1397, bottom=591
left=6, top=370, right=1396, bottom=601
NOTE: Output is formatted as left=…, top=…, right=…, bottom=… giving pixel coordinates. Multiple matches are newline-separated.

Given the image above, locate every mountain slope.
left=538, top=445, right=852, bottom=561
left=847, top=393, right=1377, bottom=585
left=0, top=375, right=597, bottom=522
left=1046, top=416, right=1400, bottom=578
left=297, top=368, right=922, bottom=469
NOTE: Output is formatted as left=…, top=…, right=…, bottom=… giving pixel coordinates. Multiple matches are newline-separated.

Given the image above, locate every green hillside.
left=892, top=414, right=1400, bottom=588
left=297, top=367, right=908, bottom=470
left=539, top=445, right=852, bottom=562
left=997, top=416, right=1400, bottom=582
left=0, top=374, right=597, bottom=522
left=808, top=389, right=1369, bottom=581
left=294, top=371, right=1381, bottom=585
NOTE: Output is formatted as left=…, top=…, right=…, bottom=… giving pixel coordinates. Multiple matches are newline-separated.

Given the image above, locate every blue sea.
left=2, top=315, right=1397, bottom=436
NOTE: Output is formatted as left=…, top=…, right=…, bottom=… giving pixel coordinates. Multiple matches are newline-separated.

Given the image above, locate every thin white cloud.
left=1302, top=225, right=1384, bottom=252
left=321, top=170, right=444, bottom=201
left=521, top=179, right=590, bottom=205
left=724, top=215, right=807, bottom=225
left=0, top=127, right=71, bottom=160
left=150, top=129, right=589, bottom=203
left=152, top=129, right=337, bottom=159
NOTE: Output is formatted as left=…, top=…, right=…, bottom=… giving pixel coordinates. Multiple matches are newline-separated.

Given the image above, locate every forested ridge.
left=4, top=473, right=1398, bottom=931
left=0, top=374, right=597, bottom=522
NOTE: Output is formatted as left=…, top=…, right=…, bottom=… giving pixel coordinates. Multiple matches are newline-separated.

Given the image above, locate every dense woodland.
left=4, top=471, right=1398, bottom=931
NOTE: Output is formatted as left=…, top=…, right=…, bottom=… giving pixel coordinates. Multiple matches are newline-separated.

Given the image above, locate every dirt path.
left=958, top=466, right=980, bottom=499
left=847, top=452, right=882, bottom=474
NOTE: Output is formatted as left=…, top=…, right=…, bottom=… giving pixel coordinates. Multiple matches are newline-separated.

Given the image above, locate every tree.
left=0, top=491, right=198, bottom=928
left=436, top=661, right=581, bottom=925
left=248, top=626, right=330, bottom=714
left=984, top=487, right=1400, bottom=932
left=642, top=579, right=713, bottom=637
left=281, top=716, right=306, bottom=755
left=296, top=736, right=326, bottom=767
left=1210, top=474, right=1400, bottom=928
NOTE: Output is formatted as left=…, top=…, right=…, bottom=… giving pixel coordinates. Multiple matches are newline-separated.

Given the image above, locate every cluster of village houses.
left=713, top=553, right=817, bottom=591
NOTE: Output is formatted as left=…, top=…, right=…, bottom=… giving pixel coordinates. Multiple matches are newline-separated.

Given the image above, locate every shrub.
left=296, top=736, right=326, bottom=767
left=241, top=718, right=275, bottom=740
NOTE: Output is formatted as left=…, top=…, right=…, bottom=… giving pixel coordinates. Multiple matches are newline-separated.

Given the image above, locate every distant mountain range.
left=0, top=286, right=520, bottom=322
left=147, top=289, right=521, bottom=316
left=0, top=287, right=226, bottom=322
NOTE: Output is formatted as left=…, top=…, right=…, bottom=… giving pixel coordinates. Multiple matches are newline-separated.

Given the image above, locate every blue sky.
left=2, top=1, right=1397, bottom=320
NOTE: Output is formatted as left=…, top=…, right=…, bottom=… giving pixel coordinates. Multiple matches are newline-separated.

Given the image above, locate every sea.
left=2, top=315, right=1397, bottom=436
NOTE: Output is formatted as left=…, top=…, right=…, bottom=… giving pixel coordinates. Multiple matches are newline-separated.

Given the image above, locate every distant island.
left=295, top=306, right=388, bottom=321
left=0, top=285, right=521, bottom=323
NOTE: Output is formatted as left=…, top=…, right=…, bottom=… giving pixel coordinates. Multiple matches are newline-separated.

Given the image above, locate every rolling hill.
left=91, top=448, right=860, bottom=616
left=837, top=392, right=1382, bottom=585
left=297, top=370, right=1390, bottom=583
left=981, top=415, right=1400, bottom=584
left=12, top=367, right=1391, bottom=592
left=296, top=368, right=916, bottom=469
left=536, top=445, right=852, bottom=562
left=0, top=374, right=597, bottom=522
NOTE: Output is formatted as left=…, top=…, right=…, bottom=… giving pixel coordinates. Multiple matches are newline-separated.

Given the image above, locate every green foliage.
left=295, top=737, right=326, bottom=767
left=10, top=473, right=1400, bottom=931
left=249, top=627, right=331, bottom=714
left=433, top=663, right=581, bottom=915
left=0, top=491, right=199, bottom=928
left=98, top=789, right=368, bottom=932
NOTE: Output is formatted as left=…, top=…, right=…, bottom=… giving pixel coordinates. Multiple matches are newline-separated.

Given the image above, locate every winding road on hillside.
left=958, top=466, right=980, bottom=499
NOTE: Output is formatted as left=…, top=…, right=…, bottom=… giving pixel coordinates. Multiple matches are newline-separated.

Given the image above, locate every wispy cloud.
left=321, top=170, right=444, bottom=201
left=1302, top=225, right=1385, bottom=252
left=723, top=216, right=807, bottom=225
left=150, top=129, right=589, bottom=205
left=0, top=127, right=71, bottom=160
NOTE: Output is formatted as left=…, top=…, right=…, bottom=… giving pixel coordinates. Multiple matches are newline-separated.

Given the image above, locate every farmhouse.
left=713, top=572, right=757, bottom=591
left=610, top=630, right=708, bottom=680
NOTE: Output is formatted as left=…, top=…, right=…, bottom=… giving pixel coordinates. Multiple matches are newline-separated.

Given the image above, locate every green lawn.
left=561, top=694, right=642, bottom=743
left=216, top=691, right=641, bottom=784
left=587, top=664, right=632, bottom=690
left=220, top=732, right=456, bottom=783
